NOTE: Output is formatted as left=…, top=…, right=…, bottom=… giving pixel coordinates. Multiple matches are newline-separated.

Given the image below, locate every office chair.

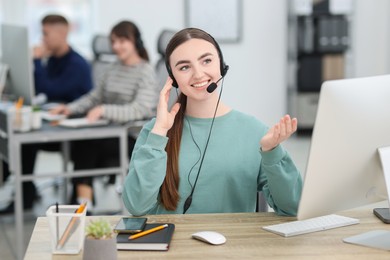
left=257, top=191, right=268, bottom=212
left=91, top=35, right=117, bottom=87
left=155, top=29, right=176, bottom=86
left=155, top=29, right=177, bottom=108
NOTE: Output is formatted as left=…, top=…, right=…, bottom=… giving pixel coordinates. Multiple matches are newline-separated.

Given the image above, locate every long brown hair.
left=110, top=20, right=149, bottom=61
left=160, top=28, right=221, bottom=210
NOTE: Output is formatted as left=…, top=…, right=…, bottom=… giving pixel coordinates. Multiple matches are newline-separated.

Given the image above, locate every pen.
left=55, top=202, right=59, bottom=244
left=128, top=224, right=168, bottom=240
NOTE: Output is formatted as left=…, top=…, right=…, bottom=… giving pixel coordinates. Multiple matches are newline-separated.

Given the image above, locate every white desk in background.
left=0, top=110, right=146, bottom=260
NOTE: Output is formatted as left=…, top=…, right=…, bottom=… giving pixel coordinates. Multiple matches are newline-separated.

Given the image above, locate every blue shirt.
left=34, top=47, right=93, bottom=103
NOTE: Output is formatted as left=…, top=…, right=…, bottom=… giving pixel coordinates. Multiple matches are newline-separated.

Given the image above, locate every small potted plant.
left=31, top=105, right=42, bottom=130
left=83, top=218, right=117, bottom=260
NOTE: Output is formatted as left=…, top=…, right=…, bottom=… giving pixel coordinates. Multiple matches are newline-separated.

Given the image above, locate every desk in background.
left=25, top=210, right=389, bottom=259
left=0, top=109, right=146, bottom=260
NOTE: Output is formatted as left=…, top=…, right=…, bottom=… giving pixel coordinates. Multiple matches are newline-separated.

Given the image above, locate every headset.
left=165, top=32, right=229, bottom=91
left=134, top=26, right=144, bottom=51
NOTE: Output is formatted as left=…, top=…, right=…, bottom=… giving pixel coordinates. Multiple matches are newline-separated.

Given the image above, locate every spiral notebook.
left=116, top=223, right=175, bottom=251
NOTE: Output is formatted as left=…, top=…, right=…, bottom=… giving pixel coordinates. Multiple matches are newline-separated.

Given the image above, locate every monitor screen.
left=1, top=24, right=36, bottom=105
left=298, top=74, right=390, bottom=220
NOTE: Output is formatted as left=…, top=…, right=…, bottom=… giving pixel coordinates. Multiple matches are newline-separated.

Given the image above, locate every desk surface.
left=25, top=210, right=389, bottom=259
left=11, top=120, right=145, bottom=143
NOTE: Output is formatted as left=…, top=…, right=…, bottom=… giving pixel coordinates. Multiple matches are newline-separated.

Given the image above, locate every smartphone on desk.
left=114, top=217, right=147, bottom=234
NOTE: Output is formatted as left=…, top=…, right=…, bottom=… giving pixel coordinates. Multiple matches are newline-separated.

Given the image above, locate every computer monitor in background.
left=297, top=74, right=390, bottom=220
left=1, top=24, right=36, bottom=105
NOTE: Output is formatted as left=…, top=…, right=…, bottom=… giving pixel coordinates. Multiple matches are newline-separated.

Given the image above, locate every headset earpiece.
left=221, top=64, right=229, bottom=77
left=165, top=60, right=179, bottom=88
left=171, top=78, right=179, bottom=88
left=134, top=26, right=144, bottom=51
left=136, top=38, right=144, bottom=50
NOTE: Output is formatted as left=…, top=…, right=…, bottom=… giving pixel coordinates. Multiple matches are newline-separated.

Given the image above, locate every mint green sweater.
left=122, top=110, right=302, bottom=216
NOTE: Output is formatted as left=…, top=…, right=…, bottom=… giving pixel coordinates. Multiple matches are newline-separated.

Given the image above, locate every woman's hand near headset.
left=151, top=77, right=181, bottom=136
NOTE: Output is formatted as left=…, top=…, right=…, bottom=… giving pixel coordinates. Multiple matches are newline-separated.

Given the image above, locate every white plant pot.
left=83, top=236, right=117, bottom=260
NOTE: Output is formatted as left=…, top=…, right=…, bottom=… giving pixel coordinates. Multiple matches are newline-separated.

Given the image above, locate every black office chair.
left=155, top=29, right=176, bottom=86
left=155, top=29, right=177, bottom=109
left=91, top=35, right=117, bottom=87
left=257, top=191, right=268, bottom=212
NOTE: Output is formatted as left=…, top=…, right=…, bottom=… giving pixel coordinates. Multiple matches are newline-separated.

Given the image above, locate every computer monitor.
left=297, top=74, right=390, bottom=220
left=1, top=24, right=36, bottom=105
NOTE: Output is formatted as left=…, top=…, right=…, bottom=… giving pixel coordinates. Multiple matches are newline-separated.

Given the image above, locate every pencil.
left=14, top=97, right=24, bottom=129
left=16, top=97, right=24, bottom=109
left=128, top=224, right=168, bottom=240
left=57, top=202, right=87, bottom=249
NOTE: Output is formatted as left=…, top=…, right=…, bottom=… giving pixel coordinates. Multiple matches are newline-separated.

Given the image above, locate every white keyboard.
left=262, top=214, right=359, bottom=237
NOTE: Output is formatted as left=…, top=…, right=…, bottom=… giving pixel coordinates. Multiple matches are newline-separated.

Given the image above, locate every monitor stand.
left=346, top=147, right=390, bottom=249
left=373, top=208, right=390, bottom=223
left=375, top=147, right=390, bottom=224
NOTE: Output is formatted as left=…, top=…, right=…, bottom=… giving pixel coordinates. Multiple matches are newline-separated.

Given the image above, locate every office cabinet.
left=288, top=0, right=352, bottom=133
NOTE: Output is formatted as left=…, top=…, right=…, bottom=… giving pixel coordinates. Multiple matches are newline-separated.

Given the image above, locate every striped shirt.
left=68, top=61, right=158, bottom=123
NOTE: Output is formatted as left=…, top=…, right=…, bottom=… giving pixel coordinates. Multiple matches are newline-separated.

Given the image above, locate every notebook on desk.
left=58, top=118, right=109, bottom=128
left=116, top=223, right=175, bottom=251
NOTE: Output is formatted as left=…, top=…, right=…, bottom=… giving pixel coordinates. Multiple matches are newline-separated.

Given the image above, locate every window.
left=27, top=0, right=94, bottom=58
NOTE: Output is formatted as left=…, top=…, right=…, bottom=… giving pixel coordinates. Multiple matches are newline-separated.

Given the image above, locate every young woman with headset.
left=122, top=28, right=302, bottom=216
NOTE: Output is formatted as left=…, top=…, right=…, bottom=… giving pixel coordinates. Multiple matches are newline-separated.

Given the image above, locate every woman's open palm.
left=260, top=115, right=298, bottom=151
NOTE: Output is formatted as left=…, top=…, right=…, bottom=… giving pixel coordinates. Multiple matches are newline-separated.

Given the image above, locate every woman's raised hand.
left=260, top=115, right=298, bottom=152
left=151, top=77, right=181, bottom=136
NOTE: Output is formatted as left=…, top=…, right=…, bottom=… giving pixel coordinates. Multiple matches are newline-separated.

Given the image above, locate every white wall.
left=352, top=0, right=390, bottom=77
left=1, top=0, right=26, bottom=25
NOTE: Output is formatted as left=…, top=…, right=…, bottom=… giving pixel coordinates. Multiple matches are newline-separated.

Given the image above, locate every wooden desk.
left=25, top=210, right=389, bottom=259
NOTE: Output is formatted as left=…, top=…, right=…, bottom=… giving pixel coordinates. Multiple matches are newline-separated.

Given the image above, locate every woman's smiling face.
left=169, top=38, right=221, bottom=100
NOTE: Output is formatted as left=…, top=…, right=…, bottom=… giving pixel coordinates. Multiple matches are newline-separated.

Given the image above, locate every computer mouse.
left=191, top=231, right=227, bottom=245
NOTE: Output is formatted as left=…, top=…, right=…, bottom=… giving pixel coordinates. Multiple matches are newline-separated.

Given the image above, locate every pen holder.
left=46, top=205, right=87, bottom=255
left=9, top=106, right=32, bottom=132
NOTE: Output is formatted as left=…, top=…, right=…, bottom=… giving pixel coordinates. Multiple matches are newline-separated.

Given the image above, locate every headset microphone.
left=206, top=65, right=229, bottom=93
left=206, top=77, right=222, bottom=93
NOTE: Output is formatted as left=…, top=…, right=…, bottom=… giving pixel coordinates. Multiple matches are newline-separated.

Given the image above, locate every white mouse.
left=192, top=231, right=227, bottom=245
